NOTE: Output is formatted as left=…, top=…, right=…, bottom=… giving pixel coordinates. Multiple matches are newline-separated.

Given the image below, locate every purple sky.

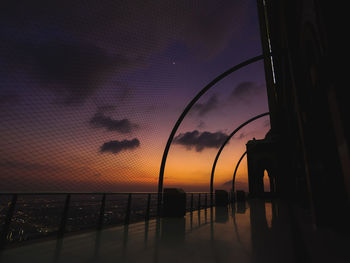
left=0, top=0, right=270, bottom=192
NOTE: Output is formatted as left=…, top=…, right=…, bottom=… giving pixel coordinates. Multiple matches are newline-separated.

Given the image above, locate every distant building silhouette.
left=246, top=131, right=278, bottom=197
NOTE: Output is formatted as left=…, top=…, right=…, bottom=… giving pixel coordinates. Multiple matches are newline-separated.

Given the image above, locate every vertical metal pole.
left=58, top=194, right=71, bottom=238
left=97, top=194, right=106, bottom=230
left=125, top=194, right=132, bottom=225
left=198, top=193, right=201, bottom=210
left=145, top=194, right=151, bottom=221
left=198, top=193, right=201, bottom=225
left=190, top=193, right=194, bottom=212
left=0, top=194, right=17, bottom=249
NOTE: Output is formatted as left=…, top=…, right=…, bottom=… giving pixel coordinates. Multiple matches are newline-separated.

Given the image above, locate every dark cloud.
left=89, top=112, right=138, bottom=134
left=1, top=1, right=250, bottom=103
left=192, top=94, right=218, bottom=116
left=100, top=139, right=140, bottom=154
left=230, top=81, right=265, bottom=102
left=0, top=1, right=248, bottom=58
left=2, top=40, right=131, bottom=105
left=174, top=130, right=228, bottom=152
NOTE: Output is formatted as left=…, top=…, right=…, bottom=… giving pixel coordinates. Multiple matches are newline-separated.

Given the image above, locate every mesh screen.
left=0, top=0, right=270, bottom=193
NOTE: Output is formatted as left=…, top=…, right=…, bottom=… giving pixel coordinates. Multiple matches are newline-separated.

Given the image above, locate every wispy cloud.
left=230, top=81, right=265, bottom=103
left=192, top=94, right=219, bottom=116
left=89, top=111, right=138, bottom=134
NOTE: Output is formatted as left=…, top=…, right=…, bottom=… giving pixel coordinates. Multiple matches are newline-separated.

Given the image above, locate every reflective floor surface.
left=1, top=199, right=350, bottom=263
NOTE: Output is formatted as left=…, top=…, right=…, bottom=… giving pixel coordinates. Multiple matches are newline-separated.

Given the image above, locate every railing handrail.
left=0, top=192, right=159, bottom=195
left=0, top=191, right=215, bottom=249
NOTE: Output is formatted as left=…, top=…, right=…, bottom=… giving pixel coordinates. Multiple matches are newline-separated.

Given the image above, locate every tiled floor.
left=1, top=199, right=349, bottom=263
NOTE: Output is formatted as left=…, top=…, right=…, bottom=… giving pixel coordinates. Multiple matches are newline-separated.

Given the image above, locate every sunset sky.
left=0, top=0, right=270, bottom=192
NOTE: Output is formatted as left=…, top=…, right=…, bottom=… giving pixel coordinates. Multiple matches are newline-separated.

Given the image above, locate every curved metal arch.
left=210, top=112, right=270, bottom=194
left=232, top=151, right=247, bottom=192
left=158, top=54, right=267, bottom=196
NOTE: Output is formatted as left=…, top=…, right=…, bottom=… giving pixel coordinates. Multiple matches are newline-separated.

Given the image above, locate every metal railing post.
left=198, top=194, right=201, bottom=225
left=0, top=194, right=17, bottom=249
left=0, top=191, right=214, bottom=246
left=198, top=193, right=201, bottom=210
left=58, top=194, right=71, bottom=238
left=190, top=193, right=194, bottom=212
left=98, top=193, right=106, bottom=230
left=145, top=194, right=151, bottom=221
left=125, top=193, right=132, bottom=225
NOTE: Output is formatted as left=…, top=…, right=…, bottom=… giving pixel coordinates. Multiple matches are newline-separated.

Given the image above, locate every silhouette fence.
left=0, top=192, right=213, bottom=248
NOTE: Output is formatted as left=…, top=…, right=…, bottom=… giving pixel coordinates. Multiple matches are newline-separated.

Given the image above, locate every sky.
left=0, top=0, right=270, bottom=193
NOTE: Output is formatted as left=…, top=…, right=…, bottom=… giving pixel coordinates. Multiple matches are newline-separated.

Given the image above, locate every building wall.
left=258, top=0, right=350, bottom=229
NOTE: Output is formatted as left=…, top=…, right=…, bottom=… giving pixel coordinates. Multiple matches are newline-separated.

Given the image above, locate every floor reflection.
left=1, top=199, right=349, bottom=263
left=215, top=206, right=229, bottom=223
left=249, top=199, right=295, bottom=263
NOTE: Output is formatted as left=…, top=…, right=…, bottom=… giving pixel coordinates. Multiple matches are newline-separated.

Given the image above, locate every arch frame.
left=232, top=151, right=247, bottom=193
left=158, top=54, right=267, bottom=197
left=210, top=112, right=270, bottom=195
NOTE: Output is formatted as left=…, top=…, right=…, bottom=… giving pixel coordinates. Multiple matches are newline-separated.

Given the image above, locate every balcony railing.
left=0, top=192, right=214, bottom=248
